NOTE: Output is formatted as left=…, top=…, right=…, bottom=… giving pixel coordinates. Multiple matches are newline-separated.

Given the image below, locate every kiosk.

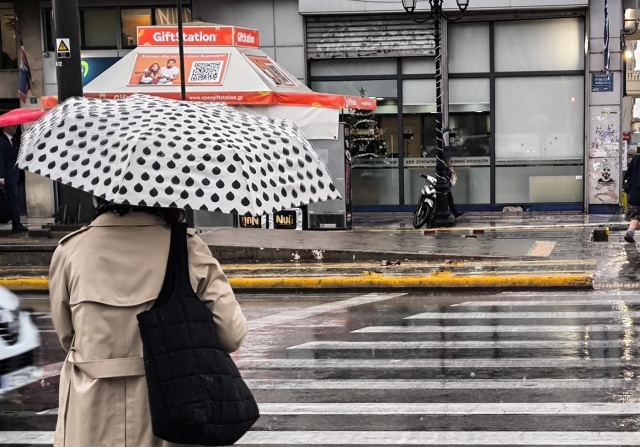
left=42, top=23, right=375, bottom=229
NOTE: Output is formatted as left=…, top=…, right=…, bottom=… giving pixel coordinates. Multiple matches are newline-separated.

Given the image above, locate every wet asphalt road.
left=1, top=289, right=639, bottom=446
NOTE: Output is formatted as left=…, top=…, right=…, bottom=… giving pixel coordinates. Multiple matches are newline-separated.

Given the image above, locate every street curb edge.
left=0, top=274, right=593, bottom=292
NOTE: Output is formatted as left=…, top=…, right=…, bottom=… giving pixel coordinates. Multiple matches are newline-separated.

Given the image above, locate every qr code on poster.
left=188, top=61, right=223, bottom=83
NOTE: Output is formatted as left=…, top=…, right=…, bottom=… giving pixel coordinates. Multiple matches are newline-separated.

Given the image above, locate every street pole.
left=430, top=0, right=455, bottom=227
left=177, top=0, right=187, bottom=101
left=403, top=0, right=467, bottom=227
left=52, top=0, right=83, bottom=101
left=52, top=0, right=93, bottom=224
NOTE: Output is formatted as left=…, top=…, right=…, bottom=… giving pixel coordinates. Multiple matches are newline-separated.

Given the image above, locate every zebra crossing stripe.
left=249, top=293, right=406, bottom=329
left=236, top=431, right=640, bottom=445
left=287, top=340, right=637, bottom=350
left=235, top=358, right=640, bottom=369
left=35, top=401, right=640, bottom=417
left=352, top=325, right=635, bottom=333
left=245, top=378, right=637, bottom=390
left=2, top=431, right=638, bottom=445
left=257, top=402, right=640, bottom=415
left=405, top=311, right=640, bottom=319
left=452, top=299, right=640, bottom=307
left=0, top=432, right=53, bottom=445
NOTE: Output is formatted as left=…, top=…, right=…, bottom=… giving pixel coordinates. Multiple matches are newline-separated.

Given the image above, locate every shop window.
left=402, top=79, right=436, bottom=110
left=43, top=10, right=54, bottom=52
left=82, top=9, right=118, bottom=49
left=496, top=165, right=583, bottom=203
left=494, top=18, right=584, bottom=72
left=495, top=75, right=583, bottom=161
left=154, top=7, right=192, bottom=26
left=0, top=10, right=16, bottom=69
left=448, top=23, right=490, bottom=74
left=121, top=8, right=152, bottom=48
left=310, top=58, right=396, bottom=77
left=401, top=57, right=435, bottom=75
left=449, top=79, right=490, bottom=157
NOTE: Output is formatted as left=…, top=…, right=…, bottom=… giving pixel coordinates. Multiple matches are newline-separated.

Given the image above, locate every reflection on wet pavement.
left=1, top=290, right=639, bottom=445
left=231, top=291, right=640, bottom=444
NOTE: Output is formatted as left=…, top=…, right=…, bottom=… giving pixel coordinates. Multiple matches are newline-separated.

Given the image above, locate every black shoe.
left=12, top=223, right=28, bottom=233
left=624, top=232, right=636, bottom=243
left=454, top=212, right=465, bottom=218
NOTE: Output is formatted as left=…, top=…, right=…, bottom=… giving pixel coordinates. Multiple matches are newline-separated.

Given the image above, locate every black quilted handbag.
left=137, top=222, right=259, bottom=446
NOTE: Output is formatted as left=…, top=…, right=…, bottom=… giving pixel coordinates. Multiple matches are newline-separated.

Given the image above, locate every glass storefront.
left=308, top=16, right=586, bottom=210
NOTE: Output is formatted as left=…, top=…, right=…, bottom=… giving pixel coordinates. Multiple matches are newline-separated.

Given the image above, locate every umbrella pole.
left=177, top=0, right=186, bottom=101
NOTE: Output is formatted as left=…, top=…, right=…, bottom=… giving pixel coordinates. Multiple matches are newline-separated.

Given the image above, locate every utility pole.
left=52, top=0, right=93, bottom=224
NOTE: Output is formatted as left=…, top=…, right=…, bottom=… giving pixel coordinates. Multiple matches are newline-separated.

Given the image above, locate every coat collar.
left=89, top=211, right=168, bottom=227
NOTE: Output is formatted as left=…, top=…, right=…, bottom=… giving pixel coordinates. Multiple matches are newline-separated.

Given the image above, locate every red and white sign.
left=74, top=91, right=377, bottom=110
left=137, top=26, right=259, bottom=47
left=233, top=27, right=260, bottom=48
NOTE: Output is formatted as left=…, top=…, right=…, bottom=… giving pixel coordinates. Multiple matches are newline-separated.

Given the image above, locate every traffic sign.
left=56, top=38, right=71, bottom=59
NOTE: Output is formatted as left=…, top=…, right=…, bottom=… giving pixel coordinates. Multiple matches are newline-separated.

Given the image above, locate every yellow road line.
left=0, top=273, right=592, bottom=291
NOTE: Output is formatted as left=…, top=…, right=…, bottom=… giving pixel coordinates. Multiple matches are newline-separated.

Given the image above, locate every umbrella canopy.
left=17, top=95, right=340, bottom=215
left=0, top=108, right=46, bottom=127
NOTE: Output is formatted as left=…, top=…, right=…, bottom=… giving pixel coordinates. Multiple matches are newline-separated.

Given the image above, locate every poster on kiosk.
left=43, top=23, right=375, bottom=230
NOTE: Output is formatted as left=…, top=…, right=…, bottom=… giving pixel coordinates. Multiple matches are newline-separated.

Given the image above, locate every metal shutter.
left=306, top=14, right=436, bottom=60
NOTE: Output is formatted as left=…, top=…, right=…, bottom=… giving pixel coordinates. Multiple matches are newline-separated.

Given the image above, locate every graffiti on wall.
left=589, top=157, right=620, bottom=204
left=589, top=107, right=620, bottom=158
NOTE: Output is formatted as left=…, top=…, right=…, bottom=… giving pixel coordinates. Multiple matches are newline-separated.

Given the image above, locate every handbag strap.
left=153, top=221, right=190, bottom=308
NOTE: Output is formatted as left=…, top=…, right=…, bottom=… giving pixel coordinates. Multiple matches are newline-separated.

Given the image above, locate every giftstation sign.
left=137, top=26, right=259, bottom=48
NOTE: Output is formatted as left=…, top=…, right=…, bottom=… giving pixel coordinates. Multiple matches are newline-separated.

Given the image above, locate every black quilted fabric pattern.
left=138, top=223, right=258, bottom=445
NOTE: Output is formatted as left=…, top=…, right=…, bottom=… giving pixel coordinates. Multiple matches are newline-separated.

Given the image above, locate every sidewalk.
left=0, top=211, right=632, bottom=290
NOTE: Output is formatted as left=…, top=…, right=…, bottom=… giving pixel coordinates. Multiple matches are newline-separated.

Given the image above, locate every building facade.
left=0, top=0, right=631, bottom=216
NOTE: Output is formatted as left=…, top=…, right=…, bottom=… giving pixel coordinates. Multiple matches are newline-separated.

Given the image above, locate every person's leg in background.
left=6, top=183, right=26, bottom=232
left=447, top=192, right=463, bottom=218
left=625, top=206, right=639, bottom=243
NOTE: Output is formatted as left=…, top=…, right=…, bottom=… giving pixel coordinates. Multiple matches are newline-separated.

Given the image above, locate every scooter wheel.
left=413, top=203, right=431, bottom=229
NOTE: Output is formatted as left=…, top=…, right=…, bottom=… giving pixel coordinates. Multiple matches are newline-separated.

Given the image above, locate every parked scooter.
left=413, top=173, right=437, bottom=229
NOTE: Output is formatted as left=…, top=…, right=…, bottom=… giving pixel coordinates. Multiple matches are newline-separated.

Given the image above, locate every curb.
left=0, top=273, right=593, bottom=292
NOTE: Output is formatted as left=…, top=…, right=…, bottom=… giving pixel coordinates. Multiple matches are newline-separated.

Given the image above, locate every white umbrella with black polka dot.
left=16, top=94, right=341, bottom=215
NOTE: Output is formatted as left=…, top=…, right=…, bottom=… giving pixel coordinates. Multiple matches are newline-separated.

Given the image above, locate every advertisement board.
left=137, top=26, right=259, bottom=48
left=128, top=54, right=229, bottom=86
left=244, top=54, right=297, bottom=87
left=81, top=57, right=120, bottom=86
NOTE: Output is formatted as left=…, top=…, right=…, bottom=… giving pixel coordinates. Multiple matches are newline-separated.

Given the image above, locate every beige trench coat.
left=49, top=212, right=248, bottom=447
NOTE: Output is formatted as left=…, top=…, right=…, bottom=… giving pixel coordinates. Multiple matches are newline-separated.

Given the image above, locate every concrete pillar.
left=587, top=0, right=625, bottom=213
left=14, top=0, right=55, bottom=218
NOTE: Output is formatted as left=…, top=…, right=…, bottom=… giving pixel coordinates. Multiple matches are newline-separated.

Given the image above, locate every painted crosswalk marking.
left=249, top=293, right=406, bottom=329
left=237, top=431, right=640, bottom=445
left=258, top=402, right=640, bottom=415
left=2, top=431, right=639, bottom=445
left=35, top=402, right=640, bottom=417
left=287, top=340, right=638, bottom=350
left=353, top=324, right=636, bottom=333
left=0, top=432, right=53, bottom=445
left=452, top=299, right=640, bottom=307
left=5, top=292, right=640, bottom=447
left=246, top=378, right=638, bottom=390
left=405, top=311, right=640, bottom=319
left=236, top=358, right=640, bottom=369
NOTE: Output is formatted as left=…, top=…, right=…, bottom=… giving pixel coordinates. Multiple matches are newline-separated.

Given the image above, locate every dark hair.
left=94, top=197, right=185, bottom=225
left=168, top=58, right=176, bottom=63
